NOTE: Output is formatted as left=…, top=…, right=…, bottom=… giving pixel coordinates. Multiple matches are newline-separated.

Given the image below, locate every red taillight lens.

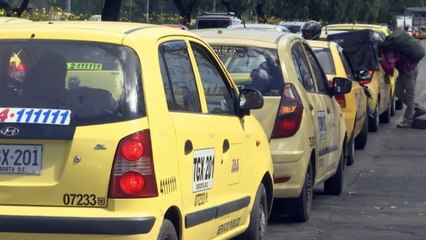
left=335, top=94, right=346, bottom=108
left=271, top=83, right=304, bottom=138
left=119, top=171, right=145, bottom=195
left=109, top=130, right=158, bottom=198
left=121, top=140, right=144, bottom=161
left=360, top=70, right=374, bottom=85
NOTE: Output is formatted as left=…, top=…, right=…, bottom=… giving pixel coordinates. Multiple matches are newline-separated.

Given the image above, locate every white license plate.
left=0, top=145, right=43, bottom=175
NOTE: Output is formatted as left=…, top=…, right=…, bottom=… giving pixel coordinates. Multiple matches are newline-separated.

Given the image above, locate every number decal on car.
left=63, top=193, right=101, bottom=206
left=67, top=62, right=103, bottom=70
left=193, top=148, right=215, bottom=193
left=0, top=108, right=71, bottom=125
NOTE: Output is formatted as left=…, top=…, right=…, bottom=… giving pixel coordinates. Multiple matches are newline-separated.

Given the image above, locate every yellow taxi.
left=193, top=28, right=351, bottom=222
left=321, top=24, right=396, bottom=132
left=309, top=40, right=368, bottom=165
left=0, top=21, right=274, bottom=240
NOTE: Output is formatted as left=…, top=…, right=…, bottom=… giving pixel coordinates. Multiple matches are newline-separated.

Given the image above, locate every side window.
left=291, top=43, right=315, bottom=92
left=340, top=49, right=355, bottom=81
left=303, top=44, right=329, bottom=94
left=190, top=42, right=235, bottom=115
left=159, top=41, right=201, bottom=112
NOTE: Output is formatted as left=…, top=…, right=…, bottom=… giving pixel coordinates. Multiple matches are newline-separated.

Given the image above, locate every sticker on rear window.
left=67, top=62, right=103, bottom=70
left=0, top=107, right=71, bottom=125
left=212, top=46, right=245, bottom=57
left=193, top=148, right=215, bottom=193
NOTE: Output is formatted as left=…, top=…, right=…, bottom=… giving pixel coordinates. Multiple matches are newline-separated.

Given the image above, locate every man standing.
left=381, top=48, right=426, bottom=128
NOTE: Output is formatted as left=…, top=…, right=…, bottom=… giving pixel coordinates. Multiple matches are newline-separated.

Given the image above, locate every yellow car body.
left=0, top=21, right=274, bottom=240
left=194, top=28, right=350, bottom=222
left=321, top=24, right=396, bottom=132
left=309, top=40, right=369, bottom=165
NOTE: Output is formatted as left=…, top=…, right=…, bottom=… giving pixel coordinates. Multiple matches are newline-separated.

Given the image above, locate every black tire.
left=287, top=162, right=313, bottom=222
left=395, top=98, right=403, bottom=110
left=355, top=113, right=368, bottom=150
left=157, top=219, right=178, bottom=240
left=324, top=146, right=344, bottom=195
left=346, top=133, right=355, bottom=166
left=240, top=184, right=268, bottom=240
left=390, top=96, right=396, bottom=116
left=368, top=104, right=379, bottom=132
left=380, top=98, right=391, bottom=124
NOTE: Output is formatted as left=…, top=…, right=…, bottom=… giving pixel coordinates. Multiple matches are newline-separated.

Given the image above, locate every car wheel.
left=324, top=146, right=344, bottom=195
left=390, top=96, right=396, bottom=116
left=379, top=99, right=391, bottom=123
left=288, top=162, right=313, bottom=222
left=368, top=104, right=379, bottom=132
left=239, top=183, right=268, bottom=240
left=157, top=219, right=178, bottom=240
left=395, top=98, right=403, bottom=110
left=355, top=113, right=368, bottom=150
left=346, top=133, right=355, bottom=166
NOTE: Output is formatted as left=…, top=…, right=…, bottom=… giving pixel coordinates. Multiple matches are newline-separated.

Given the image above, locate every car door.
left=188, top=40, right=251, bottom=235
left=291, top=41, right=328, bottom=180
left=159, top=39, right=220, bottom=239
left=303, top=43, right=342, bottom=178
left=159, top=39, right=248, bottom=239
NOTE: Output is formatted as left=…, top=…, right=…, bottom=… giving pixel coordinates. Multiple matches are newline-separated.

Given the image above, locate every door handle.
left=184, top=140, right=193, bottom=155
left=309, top=103, right=314, bottom=110
left=327, top=107, right=330, bottom=113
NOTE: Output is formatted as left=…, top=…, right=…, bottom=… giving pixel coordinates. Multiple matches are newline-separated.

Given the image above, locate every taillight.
left=360, top=70, right=374, bottom=85
left=335, top=94, right=346, bottom=108
left=271, top=83, right=304, bottom=138
left=109, top=130, right=158, bottom=198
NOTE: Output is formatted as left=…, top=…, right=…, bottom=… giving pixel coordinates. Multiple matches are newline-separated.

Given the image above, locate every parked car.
left=309, top=40, right=369, bottom=165
left=0, top=21, right=274, bottom=240
left=195, top=12, right=243, bottom=29
left=322, top=24, right=396, bottom=132
left=278, top=21, right=305, bottom=33
left=228, top=23, right=291, bottom=32
left=193, top=28, right=351, bottom=222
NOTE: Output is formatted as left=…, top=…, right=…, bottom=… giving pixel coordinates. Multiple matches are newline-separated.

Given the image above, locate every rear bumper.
left=0, top=215, right=155, bottom=234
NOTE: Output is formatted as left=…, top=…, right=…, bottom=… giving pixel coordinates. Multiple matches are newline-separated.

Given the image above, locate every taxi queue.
left=0, top=18, right=399, bottom=240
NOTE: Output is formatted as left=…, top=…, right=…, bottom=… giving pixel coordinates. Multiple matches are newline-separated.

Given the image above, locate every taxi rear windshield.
left=212, top=45, right=284, bottom=96
left=0, top=40, right=145, bottom=126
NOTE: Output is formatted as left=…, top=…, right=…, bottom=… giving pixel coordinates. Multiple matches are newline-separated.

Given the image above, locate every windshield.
left=197, top=19, right=231, bottom=29
left=211, top=45, right=284, bottom=96
left=0, top=40, right=144, bottom=126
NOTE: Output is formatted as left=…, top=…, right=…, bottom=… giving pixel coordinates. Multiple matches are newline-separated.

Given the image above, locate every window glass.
left=291, top=43, right=315, bottom=92
left=0, top=40, right=144, bottom=126
left=304, top=44, right=328, bottom=93
left=159, top=41, right=201, bottom=113
left=191, top=43, right=235, bottom=115
left=312, top=47, right=336, bottom=75
left=339, top=47, right=355, bottom=81
left=212, top=45, right=284, bottom=96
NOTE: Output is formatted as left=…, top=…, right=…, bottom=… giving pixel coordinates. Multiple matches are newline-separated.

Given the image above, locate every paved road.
left=266, top=41, right=426, bottom=240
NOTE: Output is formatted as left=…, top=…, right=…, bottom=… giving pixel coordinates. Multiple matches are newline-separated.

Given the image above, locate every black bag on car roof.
left=327, top=29, right=383, bottom=73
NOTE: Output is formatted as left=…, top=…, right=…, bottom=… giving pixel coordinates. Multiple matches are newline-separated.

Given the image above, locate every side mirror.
left=354, top=69, right=372, bottom=81
left=330, top=77, right=352, bottom=95
left=238, top=88, right=264, bottom=116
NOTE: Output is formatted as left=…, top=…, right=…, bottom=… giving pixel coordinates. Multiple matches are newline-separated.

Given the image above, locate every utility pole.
left=146, top=0, right=149, bottom=22
left=65, top=0, right=71, bottom=12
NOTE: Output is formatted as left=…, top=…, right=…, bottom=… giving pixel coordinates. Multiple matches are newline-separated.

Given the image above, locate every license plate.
left=0, top=145, right=43, bottom=175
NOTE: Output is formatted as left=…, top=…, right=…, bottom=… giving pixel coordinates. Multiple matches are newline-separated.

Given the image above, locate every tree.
left=173, top=0, right=197, bottom=26
left=0, top=0, right=30, bottom=17
left=102, top=0, right=122, bottom=21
